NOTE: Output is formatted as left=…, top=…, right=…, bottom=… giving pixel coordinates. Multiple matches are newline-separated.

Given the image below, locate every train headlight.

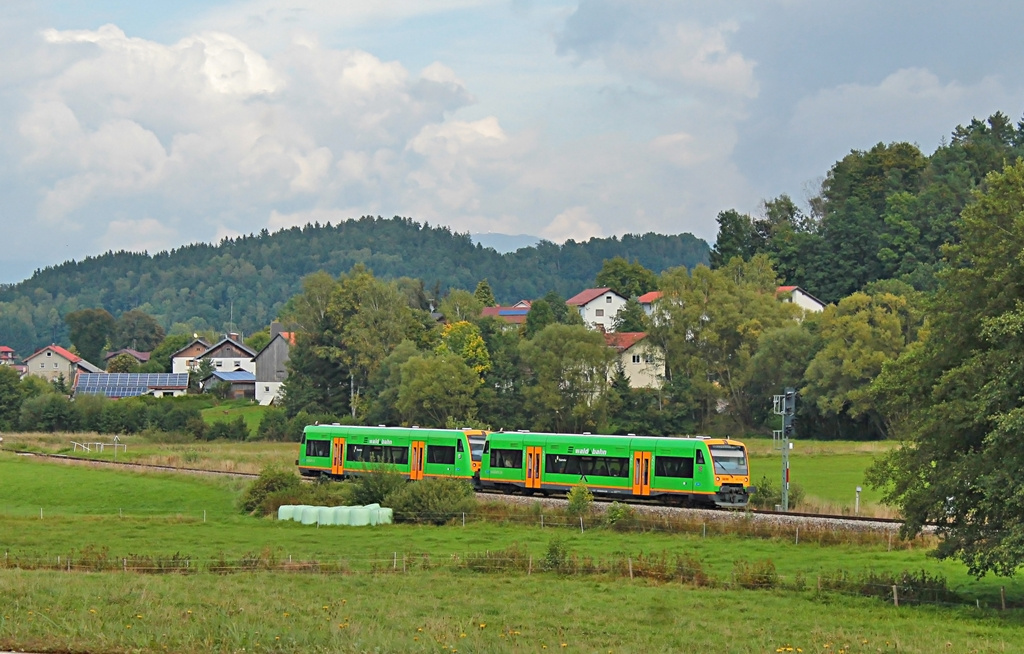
left=715, top=476, right=720, bottom=482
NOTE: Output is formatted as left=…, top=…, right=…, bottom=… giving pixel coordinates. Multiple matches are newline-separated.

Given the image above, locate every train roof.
left=486, top=431, right=744, bottom=446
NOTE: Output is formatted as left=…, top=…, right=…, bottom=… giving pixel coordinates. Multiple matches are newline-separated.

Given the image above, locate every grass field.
left=2, top=453, right=1023, bottom=653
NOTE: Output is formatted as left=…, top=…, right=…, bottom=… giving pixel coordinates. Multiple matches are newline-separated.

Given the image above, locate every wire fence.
left=1, top=545, right=1017, bottom=611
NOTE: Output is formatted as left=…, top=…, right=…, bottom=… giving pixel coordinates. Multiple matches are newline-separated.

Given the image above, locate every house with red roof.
left=604, top=332, right=663, bottom=389
left=103, top=348, right=152, bottom=367
left=566, top=288, right=627, bottom=332
left=481, top=300, right=532, bottom=326
left=22, top=344, right=102, bottom=384
left=637, top=291, right=663, bottom=318
left=776, top=286, right=826, bottom=313
left=0, top=346, right=15, bottom=366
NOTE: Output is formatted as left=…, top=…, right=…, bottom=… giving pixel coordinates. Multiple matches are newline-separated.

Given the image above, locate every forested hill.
left=0, top=217, right=708, bottom=354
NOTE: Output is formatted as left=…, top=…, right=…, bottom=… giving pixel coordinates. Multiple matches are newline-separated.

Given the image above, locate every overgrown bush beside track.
left=238, top=466, right=352, bottom=515
left=386, top=477, right=478, bottom=525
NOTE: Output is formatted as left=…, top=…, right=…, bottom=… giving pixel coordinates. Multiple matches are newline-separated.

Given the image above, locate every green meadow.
left=1, top=452, right=1023, bottom=653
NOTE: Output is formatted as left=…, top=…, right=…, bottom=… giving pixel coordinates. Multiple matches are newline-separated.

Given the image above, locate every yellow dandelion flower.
left=342, top=599, right=347, bottom=604
left=89, top=609, right=97, bottom=614
left=136, top=614, right=143, bottom=619
left=187, top=610, right=192, bottom=615
left=480, top=623, right=486, bottom=628
left=283, top=612, right=290, bottom=617
left=126, top=625, right=132, bottom=629
left=414, top=637, right=419, bottom=641
left=275, top=637, right=280, bottom=640
left=460, top=633, right=467, bottom=638
left=561, top=644, right=567, bottom=648
left=418, top=628, right=423, bottom=632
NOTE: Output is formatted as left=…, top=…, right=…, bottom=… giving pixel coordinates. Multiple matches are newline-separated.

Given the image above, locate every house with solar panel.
left=74, top=373, right=190, bottom=399
left=566, top=288, right=628, bottom=332
left=23, top=345, right=102, bottom=383
left=480, top=300, right=532, bottom=327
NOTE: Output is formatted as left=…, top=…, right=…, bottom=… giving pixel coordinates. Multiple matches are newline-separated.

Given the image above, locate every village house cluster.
left=0, top=286, right=824, bottom=402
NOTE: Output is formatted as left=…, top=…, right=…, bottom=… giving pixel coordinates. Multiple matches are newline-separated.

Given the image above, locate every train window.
left=306, top=439, right=330, bottom=458
left=545, top=454, right=629, bottom=477
left=695, top=450, right=706, bottom=465
left=346, top=445, right=410, bottom=464
left=427, top=445, right=456, bottom=465
left=709, top=445, right=748, bottom=475
left=490, top=448, right=523, bottom=469
left=654, top=455, right=694, bottom=478
left=457, top=439, right=465, bottom=452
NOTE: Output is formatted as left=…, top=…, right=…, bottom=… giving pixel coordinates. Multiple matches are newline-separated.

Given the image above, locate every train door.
left=331, top=438, right=345, bottom=476
left=525, top=446, right=543, bottom=489
left=632, top=451, right=652, bottom=496
left=410, top=441, right=425, bottom=480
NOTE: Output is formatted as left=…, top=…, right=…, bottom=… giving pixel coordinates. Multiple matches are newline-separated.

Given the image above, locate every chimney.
left=228, top=332, right=240, bottom=342
left=270, top=321, right=283, bottom=339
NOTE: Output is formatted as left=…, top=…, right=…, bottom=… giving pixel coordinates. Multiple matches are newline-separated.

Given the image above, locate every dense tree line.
left=0, top=217, right=708, bottom=357
left=711, top=112, right=1024, bottom=303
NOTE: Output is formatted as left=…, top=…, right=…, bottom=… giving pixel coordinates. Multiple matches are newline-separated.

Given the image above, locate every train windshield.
left=468, top=438, right=485, bottom=462
left=708, top=445, right=748, bottom=476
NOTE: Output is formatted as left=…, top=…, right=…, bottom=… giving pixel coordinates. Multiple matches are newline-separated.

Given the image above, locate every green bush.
left=256, top=408, right=290, bottom=441
left=19, top=393, right=80, bottom=432
left=749, top=475, right=804, bottom=510
left=566, top=481, right=594, bottom=518
left=386, top=477, right=477, bottom=525
left=239, top=467, right=301, bottom=514
left=351, top=466, right=407, bottom=506
left=543, top=537, right=569, bottom=572
left=605, top=501, right=638, bottom=531
left=206, top=416, right=249, bottom=441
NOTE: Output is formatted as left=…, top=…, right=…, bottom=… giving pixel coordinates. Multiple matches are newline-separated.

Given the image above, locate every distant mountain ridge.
left=0, top=216, right=708, bottom=355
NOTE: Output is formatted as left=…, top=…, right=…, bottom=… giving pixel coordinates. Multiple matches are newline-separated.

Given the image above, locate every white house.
left=22, top=345, right=102, bottom=384
left=566, top=287, right=628, bottom=332
left=777, top=286, right=826, bottom=313
left=199, top=334, right=257, bottom=374
left=604, top=332, right=663, bottom=389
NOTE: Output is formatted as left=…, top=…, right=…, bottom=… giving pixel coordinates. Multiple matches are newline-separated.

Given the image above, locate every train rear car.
left=296, top=425, right=478, bottom=482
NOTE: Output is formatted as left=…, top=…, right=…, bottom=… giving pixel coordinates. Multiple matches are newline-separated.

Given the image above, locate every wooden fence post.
left=892, top=585, right=898, bottom=607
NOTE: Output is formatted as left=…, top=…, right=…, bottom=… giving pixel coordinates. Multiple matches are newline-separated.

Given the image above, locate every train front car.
left=703, top=439, right=752, bottom=508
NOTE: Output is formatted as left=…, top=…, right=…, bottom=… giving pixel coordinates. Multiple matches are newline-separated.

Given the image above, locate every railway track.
left=6, top=449, right=906, bottom=526
left=4, top=449, right=260, bottom=479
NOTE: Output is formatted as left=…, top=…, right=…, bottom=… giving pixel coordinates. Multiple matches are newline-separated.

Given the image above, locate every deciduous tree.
left=868, top=160, right=1024, bottom=576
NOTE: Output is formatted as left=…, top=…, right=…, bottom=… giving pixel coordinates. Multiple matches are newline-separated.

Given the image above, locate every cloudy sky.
left=2, top=0, right=1022, bottom=283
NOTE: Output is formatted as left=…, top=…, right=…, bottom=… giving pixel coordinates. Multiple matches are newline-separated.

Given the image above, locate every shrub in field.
left=732, top=559, right=779, bottom=589
left=206, top=416, right=249, bottom=441
left=239, top=467, right=301, bottom=514
left=256, top=408, right=289, bottom=441
left=566, top=481, right=594, bottom=518
left=19, top=393, right=80, bottom=432
left=605, top=501, right=638, bottom=531
left=386, top=477, right=477, bottom=524
left=544, top=537, right=569, bottom=572
left=351, top=465, right=407, bottom=506
left=749, top=475, right=805, bottom=510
